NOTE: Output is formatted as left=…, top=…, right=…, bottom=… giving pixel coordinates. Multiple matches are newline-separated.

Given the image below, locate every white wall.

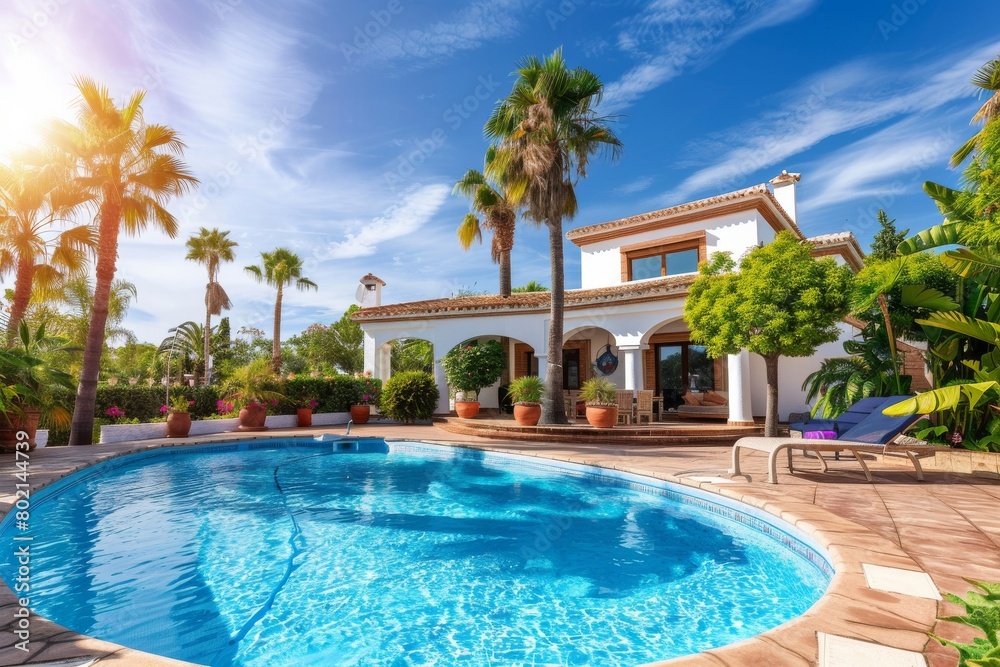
left=576, top=208, right=769, bottom=288
left=748, top=321, right=860, bottom=420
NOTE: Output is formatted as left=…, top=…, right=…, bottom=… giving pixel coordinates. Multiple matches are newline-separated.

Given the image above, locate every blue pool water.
left=1, top=439, right=831, bottom=666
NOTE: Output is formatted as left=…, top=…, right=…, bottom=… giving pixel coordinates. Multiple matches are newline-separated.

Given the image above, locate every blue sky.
left=1, top=0, right=998, bottom=343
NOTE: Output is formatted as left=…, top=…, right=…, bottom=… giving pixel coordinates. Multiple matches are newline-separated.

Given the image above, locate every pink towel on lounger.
left=803, top=430, right=838, bottom=439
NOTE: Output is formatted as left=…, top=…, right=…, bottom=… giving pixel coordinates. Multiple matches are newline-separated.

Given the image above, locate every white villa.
left=354, top=171, right=868, bottom=424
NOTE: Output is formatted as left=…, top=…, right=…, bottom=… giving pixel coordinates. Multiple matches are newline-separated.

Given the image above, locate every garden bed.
left=880, top=447, right=1000, bottom=478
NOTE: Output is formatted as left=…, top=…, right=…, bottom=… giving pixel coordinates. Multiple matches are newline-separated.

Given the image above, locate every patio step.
left=438, top=417, right=763, bottom=446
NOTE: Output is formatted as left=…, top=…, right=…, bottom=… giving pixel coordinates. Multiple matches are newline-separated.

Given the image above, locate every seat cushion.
left=837, top=396, right=921, bottom=444
left=803, top=430, right=839, bottom=439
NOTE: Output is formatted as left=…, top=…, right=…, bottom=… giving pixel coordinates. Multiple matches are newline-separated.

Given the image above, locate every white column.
left=433, top=360, right=450, bottom=415
left=377, top=344, right=391, bottom=384
left=363, top=332, right=376, bottom=375
left=536, top=356, right=547, bottom=381
left=621, top=346, right=645, bottom=393
left=727, top=350, right=754, bottom=426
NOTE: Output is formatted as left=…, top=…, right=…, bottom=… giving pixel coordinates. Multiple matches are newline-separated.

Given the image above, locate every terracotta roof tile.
left=566, top=183, right=801, bottom=242
left=353, top=274, right=696, bottom=321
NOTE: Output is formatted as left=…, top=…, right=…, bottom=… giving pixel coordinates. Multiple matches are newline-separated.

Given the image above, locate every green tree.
left=48, top=78, right=197, bottom=445
left=454, top=146, right=520, bottom=297
left=951, top=54, right=1000, bottom=168
left=0, top=153, right=93, bottom=337
left=159, top=321, right=207, bottom=381
left=684, top=231, right=853, bottom=436
left=287, top=307, right=364, bottom=375
left=185, top=227, right=237, bottom=384
left=244, top=248, right=317, bottom=373
left=511, top=280, right=548, bottom=292
left=391, top=338, right=434, bottom=374
left=485, top=48, right=621, bottom=424
left=868, top=209, right=907, bottom=261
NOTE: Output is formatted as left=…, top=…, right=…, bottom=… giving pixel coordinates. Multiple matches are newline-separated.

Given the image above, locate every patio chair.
left=636, top=390, right=654, bottom=424
left=788, top=396, right=907, bottom=435
left=615, top=390, right=634, bottom=425
left=564, top=390, right=582, bottom=421
left=731, top=396, right=938, bottom=483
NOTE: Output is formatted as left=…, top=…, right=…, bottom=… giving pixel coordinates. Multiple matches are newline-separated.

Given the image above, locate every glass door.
left=657, top=345, right=684, bottom=411
left=655, top=343, right=716, bottom=412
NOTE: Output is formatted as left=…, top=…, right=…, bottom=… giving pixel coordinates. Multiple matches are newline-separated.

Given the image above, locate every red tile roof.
left=352, top=274, right=696, bottom=321
left=566, top=184, right=801, bottom=244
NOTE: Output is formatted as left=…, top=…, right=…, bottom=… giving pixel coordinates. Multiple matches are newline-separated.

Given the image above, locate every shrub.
left=507, top=375, right=544, bottom=404
left=441, top=340, right=506, bottom=399
left=580, top=377, right=616, bottom=405
left=380, top=371, right=439, bottom=423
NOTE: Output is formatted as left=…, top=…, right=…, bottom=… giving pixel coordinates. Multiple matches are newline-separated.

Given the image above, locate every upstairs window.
left=627, top=247, right=699, bottom=281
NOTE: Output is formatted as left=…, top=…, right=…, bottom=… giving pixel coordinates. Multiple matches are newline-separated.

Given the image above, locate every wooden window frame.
left=621, top=231, right=707, bottom=282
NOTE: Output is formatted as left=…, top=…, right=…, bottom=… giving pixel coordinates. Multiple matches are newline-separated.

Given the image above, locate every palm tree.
left=484, top=48, right=622, bottom=424
left=158, top=320, right=207, bottom=382
left=185, top=227, right=237, bottom=384
left=0, top=152, right=94, bottom=337
left=47, top=77, right=198, bottom=445
left=454, top=146, right=520, bottom=297
left=244, top=248, right=317, bottom=373
left=54, top=276, right=138, bottom=350
left=952, top=55, right=1000, bottom=167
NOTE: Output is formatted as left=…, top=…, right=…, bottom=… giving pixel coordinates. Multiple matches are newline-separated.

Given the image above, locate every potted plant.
left=0, top=323, right=75, bottom=451
left=580, top=377, right=618, bottom=429
left=161, top=395, right=194, bottom=438
left=507, top=375, right=544, bottom=426
left=350, top=375, right=381, bottom=424
left=441, top=340, right=506, bottom=419
left=297, top=399, right=317, bottom=427
left=221, top=359, right=283, bottom=431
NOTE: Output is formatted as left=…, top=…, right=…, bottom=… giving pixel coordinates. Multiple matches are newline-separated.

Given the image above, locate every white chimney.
left=769, top=170, right=801, bottom=224
left=358, top=273, right=386, bottom=307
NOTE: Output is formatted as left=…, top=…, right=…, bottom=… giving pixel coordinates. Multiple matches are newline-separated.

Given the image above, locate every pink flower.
left=160, top=405, right=169, bottom=413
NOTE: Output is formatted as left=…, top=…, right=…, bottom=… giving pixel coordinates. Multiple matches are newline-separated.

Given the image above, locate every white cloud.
left=659, top=41, right=1000, bottom=204
left=601, top=0, right=819, bottom=113
left=319, top=184, right=451, bottom=260
left=341, top=0, right=525, bottom=71
left=615, top=176, right=654, bottom=195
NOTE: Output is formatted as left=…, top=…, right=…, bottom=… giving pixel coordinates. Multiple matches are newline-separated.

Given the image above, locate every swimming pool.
left=1, top=438, right=832, bottom=666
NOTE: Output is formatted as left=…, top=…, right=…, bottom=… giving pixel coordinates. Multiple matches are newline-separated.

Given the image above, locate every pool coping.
left=0, top=431, right=941, bottom=666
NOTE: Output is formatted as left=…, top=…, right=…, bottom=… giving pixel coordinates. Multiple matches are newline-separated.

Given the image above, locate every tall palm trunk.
left=764, top=353, right=779, bottom=438
left=6, top=256, right=36, bottom=337
left=272, top=284, right=283, bottom=373
left=542, top=220, right=568, bottom=424
left=69, top=196, right=120, bottom=445
left=499, top=250, right=512, bottom=298
left=204, top=304, right=212, bottom=385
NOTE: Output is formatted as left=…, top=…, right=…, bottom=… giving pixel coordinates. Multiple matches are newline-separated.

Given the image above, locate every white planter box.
left=35, top=429, right=48, bottom=448
left=98, top=412, right=352, bottom=444
left=188, top=418, right=240, bottom=436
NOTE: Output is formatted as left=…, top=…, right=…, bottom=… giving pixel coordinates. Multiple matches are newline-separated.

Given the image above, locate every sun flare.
left=0, top=52, right=75, bottom=157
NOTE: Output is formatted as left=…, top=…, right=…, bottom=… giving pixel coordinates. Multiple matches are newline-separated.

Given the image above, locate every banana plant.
left=897, top=183, right=970, bottom=255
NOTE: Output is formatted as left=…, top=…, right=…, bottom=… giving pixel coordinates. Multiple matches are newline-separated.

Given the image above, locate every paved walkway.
left=1, top=422, right=997, bottom=666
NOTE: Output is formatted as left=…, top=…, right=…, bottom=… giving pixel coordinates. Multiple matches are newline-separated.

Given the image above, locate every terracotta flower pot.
left=237, top=404, right=268, bottom=431
left=513, top=402, right=541, bottom=426
left=455, top=401, right=480, bottom=419
left=165, top=412, right=192, bottom=438
left=586, top=404, right=618, bottom=429
left=349, top=405, right=370, bottom=424
left=297, top=408, right=313, bottom=427
left=0, top=410, right=41, bottom=452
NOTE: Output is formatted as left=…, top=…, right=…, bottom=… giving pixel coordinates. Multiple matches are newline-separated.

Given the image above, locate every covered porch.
left=354, top=275, right=758, bottom=426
